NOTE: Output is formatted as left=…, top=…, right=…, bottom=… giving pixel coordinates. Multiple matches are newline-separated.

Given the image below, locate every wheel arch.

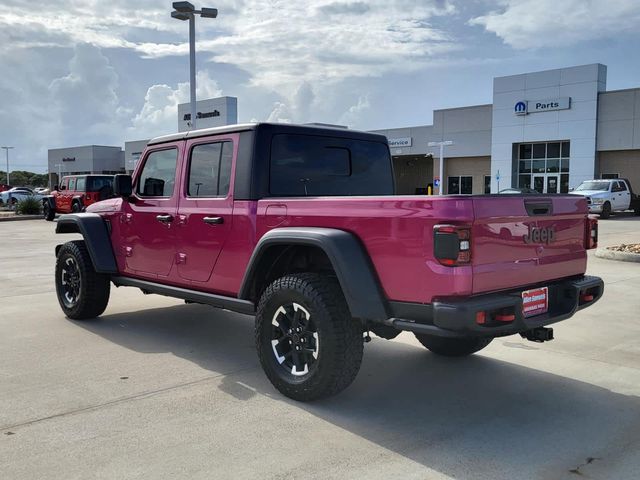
left=55, top=213, right=117, bottom=274
left=239, top=227, right=389, bottom=322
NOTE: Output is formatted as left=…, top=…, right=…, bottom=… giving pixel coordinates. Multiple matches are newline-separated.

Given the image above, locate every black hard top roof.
left=147, top=122, right=388, bottom=146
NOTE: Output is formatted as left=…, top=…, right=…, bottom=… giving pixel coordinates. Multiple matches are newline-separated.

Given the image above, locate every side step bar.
left=111, top=276, right=255, bottom=315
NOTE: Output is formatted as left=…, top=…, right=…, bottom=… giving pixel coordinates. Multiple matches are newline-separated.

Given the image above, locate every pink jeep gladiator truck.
left=54, top=123, right=603, bottom=401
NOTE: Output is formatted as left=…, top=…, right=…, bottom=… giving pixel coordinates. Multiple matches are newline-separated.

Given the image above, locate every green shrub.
left=15, top=196, right=42, bottom=215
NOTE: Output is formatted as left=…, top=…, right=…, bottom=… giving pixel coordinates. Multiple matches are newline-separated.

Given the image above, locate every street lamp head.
left=173, top=1, right=195, bottom=12
left=200, top=7, right=218, bottom=18
left=171, top=10, right=190, bottom=20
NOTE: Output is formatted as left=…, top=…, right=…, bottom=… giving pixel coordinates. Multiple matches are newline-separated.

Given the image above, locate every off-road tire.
left=600, top=201, right=611, bottom=219
left=414, top=334, right=492, bottom=357
left=71, top=201, right=82, bottom=213
left=43, top=202, right=55, bottom=221
left=55, top=240, right=110, bottom=320
left=255, top=273, right=363, bottom=401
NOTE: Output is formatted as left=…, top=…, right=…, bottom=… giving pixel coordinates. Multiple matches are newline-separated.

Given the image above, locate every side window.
left=137, top=148, right=178, bottom=197
left=75, top=177, right=86, bottom=192
left=187, top=141, right=233, bottom=197
left=269, top=134, right=393, bottom=196
left=61, top=178, right=69, bottom=190
left=611, top=182, right=621, bottom=192
left=618, top=181, right=628, bottom=192
left=68, top=178, right=76, bottom=191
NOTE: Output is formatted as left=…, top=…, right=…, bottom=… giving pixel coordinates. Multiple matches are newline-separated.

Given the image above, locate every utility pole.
left=1, top=146, right=14, bottom=185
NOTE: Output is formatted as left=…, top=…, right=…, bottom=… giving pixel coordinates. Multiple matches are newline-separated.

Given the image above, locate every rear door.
left=174, top=134, right=237, bottom=284
left=121, top=144, right=182, bottom=278
left=612, top=181, right=631, bottom=210
left=471, top=195, right=587, bottom=294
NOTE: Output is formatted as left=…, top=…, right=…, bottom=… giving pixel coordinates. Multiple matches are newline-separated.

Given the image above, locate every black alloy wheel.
left=270, top=302, right=319, bottom=377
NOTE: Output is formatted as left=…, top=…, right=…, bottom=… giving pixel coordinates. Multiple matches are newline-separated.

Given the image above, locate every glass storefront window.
left=519, top=175, right=532, bottom=190
left=532, top=144, right=546, bottom=159
left=561, top=158, right=570, bottom=172
left=561, top=174, right=569, bottom=193
left=547, top=142, right=560, bottom=158
left=519, top=160, right=532, bottom=173
left=532, top=160, right=546, bottom=173
left=546, top=159, right=559, bottom=173
left=561, top=142, right=570, bottom=158
left=519, top=144, right=532, bottom=159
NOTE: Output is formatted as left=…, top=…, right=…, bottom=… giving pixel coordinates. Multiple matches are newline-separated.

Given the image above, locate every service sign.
left=388, top=137, right=412, bottom=148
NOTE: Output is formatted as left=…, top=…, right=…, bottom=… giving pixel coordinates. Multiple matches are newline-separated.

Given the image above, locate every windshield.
left=576, top=181, right=610, bottom=192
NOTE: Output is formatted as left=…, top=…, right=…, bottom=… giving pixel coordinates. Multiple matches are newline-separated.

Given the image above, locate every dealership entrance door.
left=533, top=175, right=559, bottom=193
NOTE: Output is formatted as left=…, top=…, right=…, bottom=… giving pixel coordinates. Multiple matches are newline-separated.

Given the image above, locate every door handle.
left=156, top=214, right=174, bottom=223
left=203, top=216, right=224, bottom=225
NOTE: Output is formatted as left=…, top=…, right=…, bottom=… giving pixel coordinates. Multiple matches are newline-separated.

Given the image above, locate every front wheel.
left=600, top=201, right=611, bottom=219
left=255, top=273, right=363, bottom=401
left=43, top=202, right=55, bottom=221
left=414, top=334, right=492, bottom=357
left=55, top=240, right=110, bottom=320
left=71, top=201, right=82, bottom=213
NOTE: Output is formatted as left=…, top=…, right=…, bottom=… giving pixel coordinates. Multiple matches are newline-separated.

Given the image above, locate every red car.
left=53, top=123, right=603, bottom=401
left=43, top=175, right=114, bottom=220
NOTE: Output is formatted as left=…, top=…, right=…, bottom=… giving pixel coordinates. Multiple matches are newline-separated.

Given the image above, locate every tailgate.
left=471, top=195, right=588, bottom=295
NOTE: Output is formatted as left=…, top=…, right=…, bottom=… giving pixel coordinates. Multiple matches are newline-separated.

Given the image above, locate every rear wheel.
left=55, top=240, right=110, bottom=320
left=600, top=201, right=611, bottom=219
left=71, top=201, right=82, bottom=213
left=414, top=334, right=492, bottom=357
left=255, top=273, right=363, bottom=401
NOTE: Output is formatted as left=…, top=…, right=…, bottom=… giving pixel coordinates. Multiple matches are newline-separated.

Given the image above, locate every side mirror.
left=60, top=185, right=67, bottom=191
left=569, top=187, right=574, bottom=192
left=113, top=174, right=133, bottom=198
left=53, top=185, right=59, bottom=191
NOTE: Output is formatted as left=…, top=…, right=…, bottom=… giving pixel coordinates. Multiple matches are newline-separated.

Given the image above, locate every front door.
left=175, top=135, right=237, bottom=284
left=121, top=144, right=182, bottom=278
left=533, top=175, right=558, bottom=194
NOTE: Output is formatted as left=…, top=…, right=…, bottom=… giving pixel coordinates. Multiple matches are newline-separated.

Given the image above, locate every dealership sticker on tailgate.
left=522, top=287, right=548, bottom=318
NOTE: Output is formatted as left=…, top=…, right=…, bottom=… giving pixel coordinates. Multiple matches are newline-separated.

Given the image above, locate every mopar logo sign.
left=515, top=97, right=571, bottom=115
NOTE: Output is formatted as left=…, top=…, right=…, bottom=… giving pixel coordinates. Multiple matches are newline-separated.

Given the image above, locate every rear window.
left=269, top=134, right=393, bottom=196
left=86, top=176, right=114, bottom=192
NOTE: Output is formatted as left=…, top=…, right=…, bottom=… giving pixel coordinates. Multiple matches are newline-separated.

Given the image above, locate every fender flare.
left=55, top=213, right=117, bottom=273
left=239, top=227, right=388, bottom=322
left=42, top=195, right=56, bottom=210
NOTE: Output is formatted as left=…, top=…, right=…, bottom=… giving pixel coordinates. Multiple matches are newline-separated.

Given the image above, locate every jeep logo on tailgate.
left=524, top=226, right=555, bottom=244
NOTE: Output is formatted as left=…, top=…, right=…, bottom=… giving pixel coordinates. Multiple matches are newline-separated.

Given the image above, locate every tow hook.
left=521, top=327, right=554, bottom=343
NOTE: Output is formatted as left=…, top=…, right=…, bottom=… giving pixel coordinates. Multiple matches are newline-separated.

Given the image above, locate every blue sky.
left=1, top=0, right=640, bottom=173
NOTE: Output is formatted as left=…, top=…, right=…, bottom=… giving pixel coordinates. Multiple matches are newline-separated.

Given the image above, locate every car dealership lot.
left=1, top=217, right=640, bottom=479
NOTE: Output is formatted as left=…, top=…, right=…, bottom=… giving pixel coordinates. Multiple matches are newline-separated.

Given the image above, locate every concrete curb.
left=0, top=215, right=43, bottom=222
left=595, top=248, right=640, bottom=263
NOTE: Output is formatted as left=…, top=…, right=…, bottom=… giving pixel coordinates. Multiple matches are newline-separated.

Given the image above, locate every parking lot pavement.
left=1, top=218, right=640, bottom=480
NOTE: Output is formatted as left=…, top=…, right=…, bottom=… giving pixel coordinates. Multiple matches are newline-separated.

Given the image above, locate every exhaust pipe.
left=521, top=327, right=554, bottom=343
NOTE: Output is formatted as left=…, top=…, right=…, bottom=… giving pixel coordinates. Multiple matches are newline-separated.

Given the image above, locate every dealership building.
left=48, top=64, right=640, bottom=194
left=373, top=63, right=640, bottom=194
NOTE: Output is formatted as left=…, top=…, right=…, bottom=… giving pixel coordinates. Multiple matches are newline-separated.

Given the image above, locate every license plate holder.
left=522, top=287, right=548, bottom=318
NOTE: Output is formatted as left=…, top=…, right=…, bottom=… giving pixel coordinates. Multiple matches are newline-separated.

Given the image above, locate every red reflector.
left=581, top=294, right=594, bottom=302
left=440, top=258, right=456, bottom=266
left=495, top=314, right=515, bottom=322
left=475, top=312, right=486, bottom=325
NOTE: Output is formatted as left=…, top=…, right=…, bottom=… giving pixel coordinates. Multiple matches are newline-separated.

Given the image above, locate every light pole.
left=55, top=163, right=63, bottom=186
left=171, top=2, right=218, bottom=130
left=1, top=146, right=14, bottom=185
left=428, top=140, right=453, bottom=195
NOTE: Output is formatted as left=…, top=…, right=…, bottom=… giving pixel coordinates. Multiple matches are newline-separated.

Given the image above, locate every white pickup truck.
left=570, top=178, right=640, bottom=218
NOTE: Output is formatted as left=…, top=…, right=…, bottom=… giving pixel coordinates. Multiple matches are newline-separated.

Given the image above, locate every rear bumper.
left=387, top=275, right=604, bottom=338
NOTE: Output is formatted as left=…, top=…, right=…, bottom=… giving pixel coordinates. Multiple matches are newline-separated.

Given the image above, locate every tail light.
left=585, top=215, right=598, bottom=250
left=434, top=224, right=472, bottom=266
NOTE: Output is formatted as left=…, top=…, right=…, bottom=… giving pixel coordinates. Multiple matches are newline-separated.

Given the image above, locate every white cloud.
left=470, top=0, right=640, bottom=49
left=338, top=95, right=371, bottom=127
left=129, top=70, right=222, bottom=139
